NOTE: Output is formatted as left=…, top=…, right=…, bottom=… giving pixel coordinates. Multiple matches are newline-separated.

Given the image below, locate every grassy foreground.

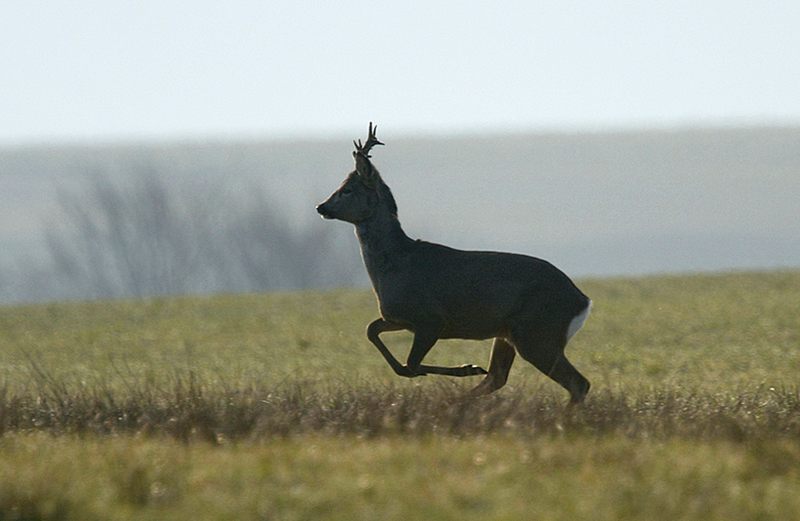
left=2, top=435, right=799, bottom=521
left=0, top=271, right=798, bottom=520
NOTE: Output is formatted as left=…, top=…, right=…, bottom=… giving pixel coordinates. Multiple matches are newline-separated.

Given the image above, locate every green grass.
left=2, top=271, right=798, bottom=393
left=2, top=434, right=800, bottom=521
left=0, top=270, right=799, bottom=520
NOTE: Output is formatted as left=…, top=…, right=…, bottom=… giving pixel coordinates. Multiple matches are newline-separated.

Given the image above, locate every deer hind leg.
left=511, top=329, right=590, bottom=404
left=468, top=337, right=516, bottom=397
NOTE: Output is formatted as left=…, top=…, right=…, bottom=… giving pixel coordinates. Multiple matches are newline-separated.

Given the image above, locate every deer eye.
left=341, top=187, right=353, bottom=195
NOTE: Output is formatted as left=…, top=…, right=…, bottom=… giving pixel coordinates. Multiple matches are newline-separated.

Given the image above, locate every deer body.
left=362, top=233, right=587, bottom=341
left=317, top=124, right=592, bottom=403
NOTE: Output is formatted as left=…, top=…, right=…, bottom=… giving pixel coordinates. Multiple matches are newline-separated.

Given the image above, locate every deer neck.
left=355, top=208, right=412, bottom=285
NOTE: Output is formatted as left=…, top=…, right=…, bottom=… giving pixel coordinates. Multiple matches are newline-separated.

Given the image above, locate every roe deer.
left=316, top=123, right=592, bottom=403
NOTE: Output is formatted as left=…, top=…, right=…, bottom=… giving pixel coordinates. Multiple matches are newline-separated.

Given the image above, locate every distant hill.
left=1, top=126, right=799, bottom=303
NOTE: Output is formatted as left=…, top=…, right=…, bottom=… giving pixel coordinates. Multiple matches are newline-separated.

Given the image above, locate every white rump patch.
left=566, top=300, right=592, bottom=342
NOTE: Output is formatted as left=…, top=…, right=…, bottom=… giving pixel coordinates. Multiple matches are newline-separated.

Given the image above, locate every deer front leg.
left=367, top=318, right=487, bottom=378
left=366, top=318, right=422, bottom=378
left=404, top=325, right=439, bottom=377
left=407, top=324, right=488, bottom=377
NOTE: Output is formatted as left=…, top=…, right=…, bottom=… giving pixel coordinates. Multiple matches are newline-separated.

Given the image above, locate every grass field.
left=0, top=271, right=798, bottom=520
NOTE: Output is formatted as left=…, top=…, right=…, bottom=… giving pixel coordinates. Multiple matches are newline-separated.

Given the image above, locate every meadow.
left=0, top=271, right=798, bottom=520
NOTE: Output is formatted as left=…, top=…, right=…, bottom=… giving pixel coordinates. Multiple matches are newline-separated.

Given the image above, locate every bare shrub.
left=41, top=173, right=362, bottom=300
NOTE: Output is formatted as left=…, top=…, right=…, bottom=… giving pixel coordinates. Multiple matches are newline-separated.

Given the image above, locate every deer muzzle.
left=316, top=203, right=334, bottom=219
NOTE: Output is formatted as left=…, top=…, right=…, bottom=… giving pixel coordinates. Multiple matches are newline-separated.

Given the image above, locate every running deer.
left=316, top=123, right=593, bottom=403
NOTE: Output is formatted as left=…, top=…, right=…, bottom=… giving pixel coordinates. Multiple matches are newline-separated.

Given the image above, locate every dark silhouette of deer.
left=317, top=123, right=592, bottom=403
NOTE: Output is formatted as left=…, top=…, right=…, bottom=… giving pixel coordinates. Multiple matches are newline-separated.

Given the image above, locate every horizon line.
left=2, top=119, right=800, bottom=150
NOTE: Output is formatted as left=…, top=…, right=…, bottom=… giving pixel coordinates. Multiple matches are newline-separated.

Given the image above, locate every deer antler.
left=353, top=122, right=384, bottom=158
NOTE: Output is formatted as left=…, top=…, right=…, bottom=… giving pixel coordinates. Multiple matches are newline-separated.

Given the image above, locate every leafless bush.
left=39, top=173, right=362, bottom=300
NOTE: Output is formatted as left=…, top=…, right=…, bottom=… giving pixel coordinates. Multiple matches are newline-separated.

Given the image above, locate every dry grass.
left=1, top=371, right=798, bottom=442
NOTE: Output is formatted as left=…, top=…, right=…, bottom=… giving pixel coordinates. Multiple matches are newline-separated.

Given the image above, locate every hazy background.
left=1, top=1, right=799, bottom=303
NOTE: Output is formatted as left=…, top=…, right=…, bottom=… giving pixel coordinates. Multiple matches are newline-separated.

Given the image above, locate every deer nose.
left=316, top=203, right=333, bottom=219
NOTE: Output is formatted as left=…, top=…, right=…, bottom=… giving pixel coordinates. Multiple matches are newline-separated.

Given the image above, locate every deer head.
left=317, top=122, right=394, bottom=224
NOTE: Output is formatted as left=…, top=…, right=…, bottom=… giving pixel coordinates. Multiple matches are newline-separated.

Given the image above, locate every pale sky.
left=2, top=1, right=800, bottom=144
